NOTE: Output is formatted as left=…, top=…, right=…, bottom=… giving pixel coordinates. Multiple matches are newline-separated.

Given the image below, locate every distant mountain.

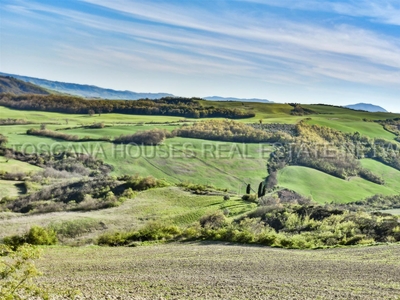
left=0, top=72, right=173, bottom=100
left=204, top=96, right=273, bottom=103
left=0, top=76, right=50, bottom=95
left=345, top=103, right=387, bottom=113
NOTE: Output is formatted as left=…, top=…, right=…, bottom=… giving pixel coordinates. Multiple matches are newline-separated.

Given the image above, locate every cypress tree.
left=246, top=184, right=251, bottom=194
left=262, top=185, right=267, bottom=197
left=257, top=182, right=263, bottom=198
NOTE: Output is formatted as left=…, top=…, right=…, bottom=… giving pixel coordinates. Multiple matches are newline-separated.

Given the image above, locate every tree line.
left=0, top=94, right=255, bottom=119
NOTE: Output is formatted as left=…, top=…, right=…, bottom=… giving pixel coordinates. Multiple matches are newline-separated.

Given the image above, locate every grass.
left=306, top=117, right=396, bottom=140
left=36, top=243, right=400, bottom=299
left=1, top=103, right=400, bottom=198
left=277, top=166, right=399, bottom=203
left=57, top=124, right=179, bottom=139
left=5, top=129, right=270, bottom=191
left=0, top=186, right=256, bottom=239
left=0, top=106, right=190, bottom=126
left=360, top=158, right=400, bottom=191
left=0, top=180, right=23, bottom=198
left=0, top=156, right=41, bottom=173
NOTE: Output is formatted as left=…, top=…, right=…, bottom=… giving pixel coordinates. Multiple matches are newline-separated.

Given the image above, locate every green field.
left=277, top=165, right=400, bottom=203
left=306, top=117, right=396, bottom=140
left=0, top=186, right=255, bottom=239
left=0, top=156, right=41, bottom=173
left=0, top=180, right=24, bottom=198
left=2, top=103, right=400, bottom=200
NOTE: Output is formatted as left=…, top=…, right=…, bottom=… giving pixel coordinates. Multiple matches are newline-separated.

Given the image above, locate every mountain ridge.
left=0, top=76, right=50, bottom=95
left=0, top=72, right=173, bottom=100
left=345, top=103, right=387, bottom=113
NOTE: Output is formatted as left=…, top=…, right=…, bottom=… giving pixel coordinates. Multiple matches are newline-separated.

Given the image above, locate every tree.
left=257, top=182, right=263, bottom=198
left=88, top=109, right=95, bottom=116
left=261, top=186, right=267, bottom=197
left=246, top=184, right=251, bottom=194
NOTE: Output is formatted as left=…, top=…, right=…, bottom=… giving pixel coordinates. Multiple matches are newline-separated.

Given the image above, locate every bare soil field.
left=37, top=243, right=400, bottom=299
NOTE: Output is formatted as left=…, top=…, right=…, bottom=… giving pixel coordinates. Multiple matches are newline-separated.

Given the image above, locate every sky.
left=1, top=0, right=399, bottom=111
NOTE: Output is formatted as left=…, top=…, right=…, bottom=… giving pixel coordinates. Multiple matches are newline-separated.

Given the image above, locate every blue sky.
left=1, top=0, right=399, bottom=111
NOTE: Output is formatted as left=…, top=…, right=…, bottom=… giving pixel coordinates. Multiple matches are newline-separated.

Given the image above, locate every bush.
left=3, top=226, right=57, bottom=249
left=126, top=175, right=169, bottom=191
left=242, top=194, right=257, bottom=202
left=114, top=129, right=175, bottom=145
left=199, top=212, right=226, bottom=229
left=0, top=244, right=49, bottom=299
left=49, top=219, right=104, bottom=239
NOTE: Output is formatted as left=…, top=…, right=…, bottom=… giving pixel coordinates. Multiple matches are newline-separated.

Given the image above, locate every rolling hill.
left=0, top=72, right=173, bottom=99
left=0, top=76, right=50, bottom=95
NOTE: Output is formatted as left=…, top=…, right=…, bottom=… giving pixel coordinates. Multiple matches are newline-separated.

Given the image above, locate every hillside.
left=0, top=72, right=173, bottom=99
left=345, top=103, right=387, bottom=112
left=0, top=76, right=50, bottom=95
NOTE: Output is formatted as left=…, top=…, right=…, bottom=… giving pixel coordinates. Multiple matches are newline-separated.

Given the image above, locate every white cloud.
left=2, top=0, right=400, bottom=103
left=238, top=0, right=400, bottom=26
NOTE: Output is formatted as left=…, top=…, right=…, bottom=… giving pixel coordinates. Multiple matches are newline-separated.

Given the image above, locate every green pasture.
left=58, top=124, right=178, bottom=139
left=277, top=166, right=399, bottom=204
left=0, top=180, right=23, bottom=198
left=0, top=186, right=256, bottom=238
left=306, top=118, right=395, bottom=140
left=0, top=156, right=41, bottom=173
left=360, top=159, right=400, bottom=191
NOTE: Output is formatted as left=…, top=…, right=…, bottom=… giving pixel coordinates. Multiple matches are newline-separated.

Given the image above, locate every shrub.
left=199, top=212, right=226, bottom=229
left=0, top=244, right=50, bottom=299
left=126, top=175, right=169, bottom=191
left=3, top=226, right=57, bottom=249
left=242, top=194, right=257, bottom=202
left=114, top=129, right=175, bottom=145
left=49, top=219, right=103, bottom=239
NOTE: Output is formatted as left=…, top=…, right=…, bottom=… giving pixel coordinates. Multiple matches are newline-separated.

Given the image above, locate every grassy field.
left=361, top=159, right=400, bottom=190
left=277, top=166, right=400, bottom=203
left=0, top=180, right=24, bottom=198
left=306, top=117, right=396, bottom=140
left=4, top=128, right=270, bottom=191
left=1, top=103, right=400, bottom=200
left=0, top=187, right=256, bottom=240
left=36, top=243, right=400, bottom=299
left=0, top=156, right=41, bottom=173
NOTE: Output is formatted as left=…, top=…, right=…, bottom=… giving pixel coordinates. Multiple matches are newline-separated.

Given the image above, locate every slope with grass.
left=277, top=166, right=399, bottom=203
left=0, top=180, right=24, bottom=198
left=0, top=156, right=42, bottom=173
left=2, top=103, right=400, bottom=201
left=306, top=117, right=396, bottom=140
left=0, top=186, right=255, bottom=241
left=360, top=159, right=400, bottom=191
